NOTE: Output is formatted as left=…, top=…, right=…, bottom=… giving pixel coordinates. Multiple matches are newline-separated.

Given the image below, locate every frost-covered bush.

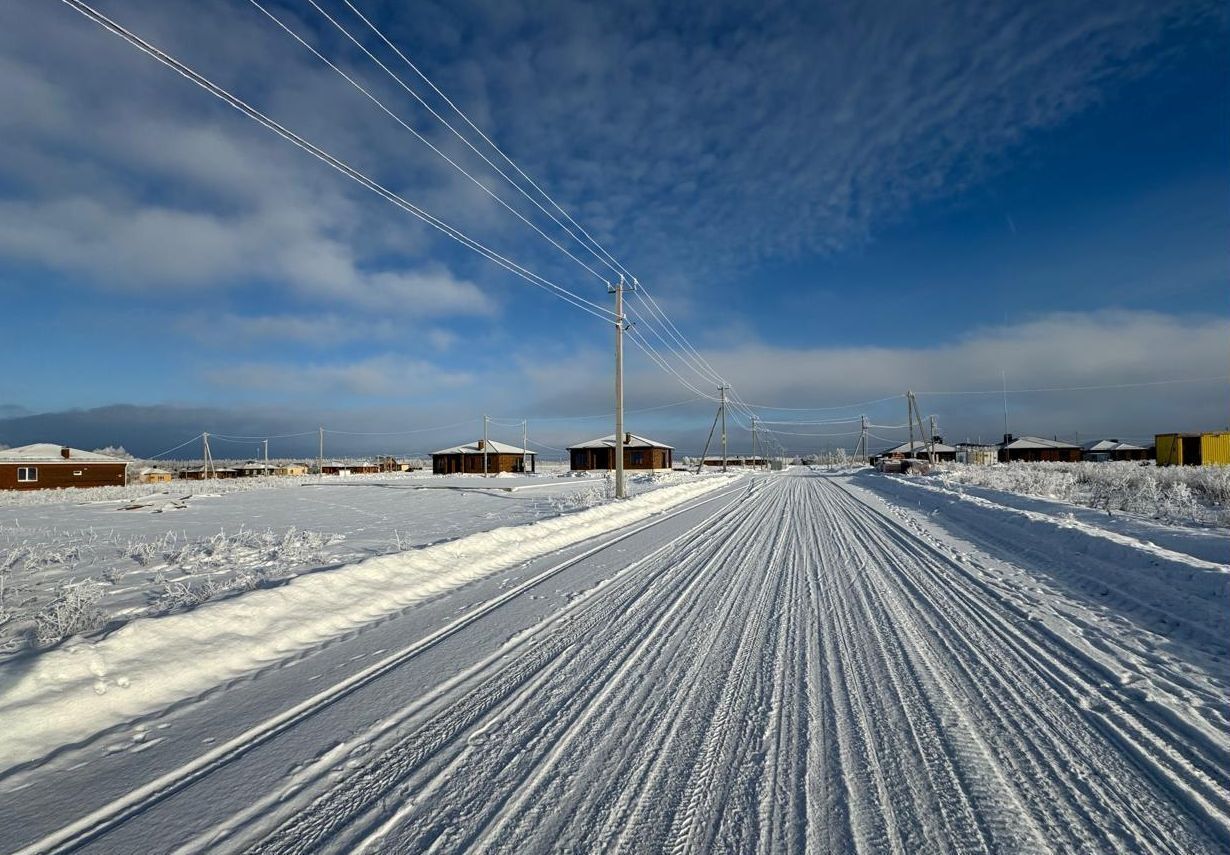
left=935, top=461, right=1228, bottom=526
left=34, top=578, right=106, bottom=646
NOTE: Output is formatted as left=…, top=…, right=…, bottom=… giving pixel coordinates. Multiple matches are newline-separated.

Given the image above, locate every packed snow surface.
left=0, top=469, right=1227, bottom=853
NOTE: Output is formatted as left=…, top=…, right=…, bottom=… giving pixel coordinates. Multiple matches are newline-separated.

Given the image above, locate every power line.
left=919, top=375, right=1230, bottom=396
left=57, top=0, right=616, bottom=326
left=252, top=0, right=616, bottom=290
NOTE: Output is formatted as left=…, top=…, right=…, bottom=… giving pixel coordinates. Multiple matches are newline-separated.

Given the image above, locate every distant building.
left=179, top=465, right=237, bottom=480
left=431, top=440, right=536, bottom=475
left=138, top=466, right=174, bottom=484
left=1155, top=432, right=1230, bottom=466
left=568, top=433, right=673, bottom=471
left=701, top=456, right=767, bottom=467
left=1082, top=439, right=1149, bottom=462
left=321, top=461, right=381, bottom=476
left=234, top=461, right=279, bottom=477
left=954, top=443, right=997, bottom=465
left=999, top=435, right=1081, bottom=463
left=881, top=439, right=957, bottom=462
left=0, top=444, right=128, bottom=491
left=275, top=463, right=309, bottom=476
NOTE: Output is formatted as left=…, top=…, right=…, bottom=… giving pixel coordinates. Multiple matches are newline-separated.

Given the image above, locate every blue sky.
left=0, top=0, right=1226, bottom=456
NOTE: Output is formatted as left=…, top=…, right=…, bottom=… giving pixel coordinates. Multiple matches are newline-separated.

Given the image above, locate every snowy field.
left=0, top=469, right=692, bottom=657
left=0, top=468, right=1226, bottom=853
left=930, top=460, right=1230, bottom=526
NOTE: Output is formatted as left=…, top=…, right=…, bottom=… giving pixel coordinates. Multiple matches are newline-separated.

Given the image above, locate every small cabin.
left=276, top=463, right=309, bottom=476
left=179, top=466, right=237, bottom=480
left=431, top=439, right=536, bottom=475
left=568, top=433, right=673, bottom=471
left=1082, top=440, right=1149, bottom=462
left=138, top=466, right=174, bottom=484
left=882, top=439, right=957, bottom=462
left=234, top=460, right=279, bottom=477
left=0, top=444, right=128, bottom=491
left=999, top=435, right=1081, bottom=463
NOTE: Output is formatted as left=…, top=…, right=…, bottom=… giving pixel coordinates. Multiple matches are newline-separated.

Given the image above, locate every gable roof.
left=1002, top=436, right=1079, bottom=450
left=567, top=433, right=673, bottom=450
left=431, top=439, right=536, bottom=456
left=0, top=443, right=127, bottom=463
left=883, top=440, right=957, bottom=455
left=1082, top=439, right=1146, bottom=452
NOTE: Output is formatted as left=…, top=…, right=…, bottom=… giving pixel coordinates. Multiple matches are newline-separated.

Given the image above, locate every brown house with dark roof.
left=568, top=433, right=673, bottom=471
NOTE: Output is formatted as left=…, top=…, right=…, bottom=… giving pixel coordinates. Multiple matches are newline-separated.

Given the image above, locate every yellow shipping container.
left=1202, top=431, right=1230, bottom=465
left=1156, top=432, right=1230, bottom=466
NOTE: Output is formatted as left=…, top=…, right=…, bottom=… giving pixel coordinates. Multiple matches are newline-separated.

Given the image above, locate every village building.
left=234, top=460, right=279, bottom=477
left=1082, top=439, right=1150, bottom=462
left=0, top=444, right=128, bottom=491
left=179, top=465, right=237, bottom=480
left=275, top=463, right=309, bottom=476
left=1155, top=432, right=1230, bottom=466
left=999, top=435, right=1081, bottom=463
left=431, top=440, right=536, bottom=475
left=701, top=455, right=768, bottom=467
left=138, top=466, right=174, bottom=484
left=568, top=434, right=673, bottom=472
left=881, top=439, right=958, bottom=462
left=954, top=443, right=998, bottom=465
left=320, top=461, right=382, bottom=475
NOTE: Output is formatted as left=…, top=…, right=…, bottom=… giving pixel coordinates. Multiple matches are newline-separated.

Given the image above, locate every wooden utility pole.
left=719, top=384, right=728, bottom=472
left=522, top=419, right=528, bottom=475
left=318, top=426, right=324, bottom=476
left=858, top=414, right=868, bottom=463
left=263, top=438, right=269, bottom=466
left=611, top=276, right=631, bottom=498
left=202, top=432, right=214, bottom=479
left=928, top=415, right=937, bottom=464
left=483, top=414, right=489, bottom=476
left=907, top=392, right=915, bottom=457
left=751, top=416, right=759, bottom=470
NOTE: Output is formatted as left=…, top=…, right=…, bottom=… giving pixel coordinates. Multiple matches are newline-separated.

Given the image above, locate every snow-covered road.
left=3, top=470, right=1227, bottom=853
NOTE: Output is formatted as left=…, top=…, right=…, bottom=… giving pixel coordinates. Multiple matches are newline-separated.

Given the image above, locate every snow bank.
left=0, top=475, right=736, bottom=772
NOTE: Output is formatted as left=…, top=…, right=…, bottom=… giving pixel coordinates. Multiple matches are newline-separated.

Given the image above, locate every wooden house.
left=276, top=463, right=309, bottom=476
left=320, top=461, right=381, bottom=475
left=431, top=439, right=536, bottom=475
left=568, top=434, right=673, bottom=471
left=998, top=435, right=1081, bottom=463
left=234, top=460, right=279, bottom=477
left=179, top=465, right=237, bottom=480
left=0, top=444, right=128, bottom=491
left=881, top=439, right=958, bottom=462
left=1082, top=440, right=1149, bottom=462
left=954, top=443, right=998, bottom=465
left=138, top=466, right=174, bottom=484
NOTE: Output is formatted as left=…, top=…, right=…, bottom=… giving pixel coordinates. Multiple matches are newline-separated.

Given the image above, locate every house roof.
left=0, top=443, right=127, bottom=463
left=883, top=440, right=958, bottom=455
left=431, top=440, right=536, bottom=456
left=1002, top=436, right=1079, bottom=450
left=139, top=466, right=172, bottom=475
left=567, top=433, right=674, bottom=450
left=235, top=460, right=278, bottom=470
left=1082, top=439, right=1146, bottom=452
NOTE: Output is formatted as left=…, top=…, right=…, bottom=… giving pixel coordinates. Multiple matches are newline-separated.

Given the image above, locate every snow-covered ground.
left=929, top=460, right=1230, bottom=526
left=0, top=470, right=693, bottom=657
left=0, top=468, right=1226, bottom=853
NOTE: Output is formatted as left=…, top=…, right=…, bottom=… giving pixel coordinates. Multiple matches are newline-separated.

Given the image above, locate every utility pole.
left=522, top=419, right=528, bottom=475
left=859, top=414, right=868, bottom=464
left=318, top=426, right=324, bottom=477
left=719, top=384, right=728, bottom=472
left=927, top=414, right=937, bottom=464
left=202, top=431, right=214, bottom=479
left=610, top=276, right=632, bottom=499
left=263, top=438, right=269, bottom=466
left=483, top=414, right=489, bottom=477
left=751, top=416, right=758, bottom=471
left=907, top=391, right=915, bottom=457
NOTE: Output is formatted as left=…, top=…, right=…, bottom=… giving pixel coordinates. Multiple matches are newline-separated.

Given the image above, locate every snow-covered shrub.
left=934, top=461, right=1227, bottom=526
left=33, top=578, right=106, bottom=646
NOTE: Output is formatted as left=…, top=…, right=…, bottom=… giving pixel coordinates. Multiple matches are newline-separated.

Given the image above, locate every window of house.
left=73, top=470, right=83, bottom=476
left=631, top=451, right=644, bottom=465
left=17, top=467, right=37, bottom=482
